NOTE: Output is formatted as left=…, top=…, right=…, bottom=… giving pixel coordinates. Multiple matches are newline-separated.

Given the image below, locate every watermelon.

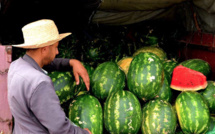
left=207, top=116, right=215, bottom=133
left=91, top=61, right=125, bottom=100
left=175, top=91, right=210, bottom=134
left=104, top=90, right=142, bottom=134
left=155, top=73, right=172, bottom=102
left=201, top=81, right=215, bottom=114
left=117, top=57, right=133, bottom=76
left=127, top=52, right=164, bottom=101
left=69, top=94, right=103, bottom=134
left=133, top=46, right=167, bottom=61
left=179, top=59, right=211, bottom=77
left=144, top=36, right=158, bottom=46
left=170, top=65, right=207, bottom=91
left=49, top=71, right=76, bottom=104
left=163, top=59, right=178, bottom=76
left=77, top=63, right=94, bottom=91
left=141, top=99, right=177, bottom=134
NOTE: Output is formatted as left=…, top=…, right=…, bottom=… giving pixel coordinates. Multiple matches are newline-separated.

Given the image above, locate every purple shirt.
left=7, top=54, right=89, bottom=134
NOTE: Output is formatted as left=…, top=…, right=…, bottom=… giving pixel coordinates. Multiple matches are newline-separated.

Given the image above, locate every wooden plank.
left=0, top=44, right=12, bottom=134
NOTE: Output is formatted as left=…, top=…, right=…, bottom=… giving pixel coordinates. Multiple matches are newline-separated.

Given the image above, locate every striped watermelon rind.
left=133, top=46, right=167, bottom=61
left=175, top=91, right=210, bottom=134
left=207, top=116, right=215, bottom=133
left=179, top=59, right=211, bottom=77
left=155, top=73, right=172, bottom=103
left=141, top=99, right=177, bottom=134
left=69, top=94, right=103, bottom=134
left=49, top=71, right=75, bottom=104
left=127, top=52, right=164, bottom=101
left=201, top=81, right=215, bottom=114
left=104, top=90, right=142, bottom=134
left=163, top=59, right=178, bottom=77
left=91, top=61, right=125, bottom=100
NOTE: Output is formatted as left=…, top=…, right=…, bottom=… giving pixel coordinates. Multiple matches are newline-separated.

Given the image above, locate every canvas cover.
left=92, top=6, right=177, bottom=25
left=193, top=0, right=215, bottom=13
left=178, top=1, right=215, bottom=33
left=99, top=0, right=186, bottom=11
left=91, top=0, right=215, bottom=33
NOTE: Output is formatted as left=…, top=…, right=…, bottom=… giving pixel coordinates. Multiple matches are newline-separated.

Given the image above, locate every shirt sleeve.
left=43, top=58, right=71, bottom=72
left=29, top=81, right=89, bottom=134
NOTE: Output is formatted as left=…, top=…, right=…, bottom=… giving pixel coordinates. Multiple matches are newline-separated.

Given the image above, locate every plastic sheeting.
left=91, top=0, right=215, bottom=33
left=193, top=0, right=215, bottom=13
left=92, top=6, right=177, bottom=25
left=91, top=0, right=186, bottom=25
left=177, top=1, right=215, bottom=33
left=99, top=0, right=186, bottom=11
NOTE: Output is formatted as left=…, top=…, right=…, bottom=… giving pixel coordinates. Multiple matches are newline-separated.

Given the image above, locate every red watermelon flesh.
left=170, top=65, right=207, bottom=91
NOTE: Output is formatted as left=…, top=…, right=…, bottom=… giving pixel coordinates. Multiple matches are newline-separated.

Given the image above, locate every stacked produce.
left=48, top=44, right=215, bottom=134
left=11, top=20, right=215, bottom=133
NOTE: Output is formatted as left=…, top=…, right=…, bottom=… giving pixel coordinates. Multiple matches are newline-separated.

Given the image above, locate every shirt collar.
left=22, top=54, right=48, bottom=75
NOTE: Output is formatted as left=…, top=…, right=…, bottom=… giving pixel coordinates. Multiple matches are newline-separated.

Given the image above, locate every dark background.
left=0, top=0, right=100, bottom=44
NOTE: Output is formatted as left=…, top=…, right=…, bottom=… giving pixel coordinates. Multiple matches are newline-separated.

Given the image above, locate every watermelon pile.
left=11, top=20, right=215, bottom=134
left=48, top=45, right=215, bottom=133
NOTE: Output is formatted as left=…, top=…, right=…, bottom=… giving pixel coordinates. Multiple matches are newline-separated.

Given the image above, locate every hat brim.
left=12, top=33, right=71, bottom=49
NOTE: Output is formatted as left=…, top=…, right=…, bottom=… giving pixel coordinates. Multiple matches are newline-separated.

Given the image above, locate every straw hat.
left=12, top=19, right=71, bottom=49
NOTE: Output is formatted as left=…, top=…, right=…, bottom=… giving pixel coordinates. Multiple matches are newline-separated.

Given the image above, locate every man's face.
left=43, top=42, right=59, bottom=65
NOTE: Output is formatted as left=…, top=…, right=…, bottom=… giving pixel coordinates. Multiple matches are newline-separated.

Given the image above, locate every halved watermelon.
left=170, top=65, right=207, bottom=91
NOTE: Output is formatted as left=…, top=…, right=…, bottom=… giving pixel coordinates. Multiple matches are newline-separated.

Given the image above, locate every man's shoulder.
left=9, top=57, right=51, bottom=84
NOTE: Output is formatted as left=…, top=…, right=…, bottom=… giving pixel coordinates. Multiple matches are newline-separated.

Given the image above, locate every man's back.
left=8, top=57, right=51, bottom=133
left=7, top=55, right=89, bottom=134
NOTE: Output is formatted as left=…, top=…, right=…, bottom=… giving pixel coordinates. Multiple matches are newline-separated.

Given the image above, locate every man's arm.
left=44, top=58, right=90, bottom=91
left=43, top=58, right=71, bottom=72
left=29, top=80, right=90, bottom=134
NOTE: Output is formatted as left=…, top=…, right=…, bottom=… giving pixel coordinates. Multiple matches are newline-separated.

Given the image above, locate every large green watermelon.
left=141, top=99, right=177, bottom=134
left=175, top=91, right=210, bottom=134
left=201, top=81, right=215, bottom=114
left=104, top=90, right=142, bottom=134
left=91, top=61, right=125, bottom=100
left=69, top=94, right=103, bottom=134
left=179, top=59, right=211, bottom=77
left=127, top=52, right=164, bottom=101
left=49, top=71, right=76, bottom=104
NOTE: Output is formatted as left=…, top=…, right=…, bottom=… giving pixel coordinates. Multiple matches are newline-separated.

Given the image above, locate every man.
left=7, top=19, right=91, bottom=134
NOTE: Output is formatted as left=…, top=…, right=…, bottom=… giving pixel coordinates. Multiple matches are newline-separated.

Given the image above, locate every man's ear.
left=41, top=46, right=49, bottom=55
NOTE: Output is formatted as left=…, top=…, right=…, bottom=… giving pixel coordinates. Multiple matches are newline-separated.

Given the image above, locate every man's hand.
left=84, top=128, right=92, bottom=134
left=69, top=59, right=90, bottom=91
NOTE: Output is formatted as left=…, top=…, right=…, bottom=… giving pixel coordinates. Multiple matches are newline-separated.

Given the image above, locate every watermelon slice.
left=170, top=65, right=207, bottom=91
